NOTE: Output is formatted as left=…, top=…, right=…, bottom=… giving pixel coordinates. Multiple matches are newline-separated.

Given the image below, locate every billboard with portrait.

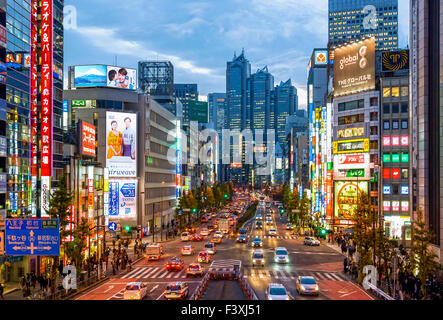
left=333, top=37, right=375, bottom=97
left=106, top=112, right=137, bottom=177
left=106, top=66, right=137, bottom=90
left=108, top=179, right=137, bottom=220
left=74, top=65, right=137, bottom=90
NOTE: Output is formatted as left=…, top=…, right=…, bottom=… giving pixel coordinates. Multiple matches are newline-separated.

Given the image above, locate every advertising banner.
left=108, top=179, right=137, bottom=220
left=5, top=219, right=60, bottom=256
left=333, top=37, right=375, bottom=97
left=333, top=139, right=369, bottom=154
left=314, top=50, right=328, bottom=65
left=0, top=230, right=4, bottom=255
left=106, top=112, right=137, bottom=177
left=382, top=50, right=409, bottom=72
left=333, top=153, right=370, bottom=180
left=74, top=65, right=137, bottom=90
left=79, top=120, right=96, bottom=157
left=334, top=181, right=368, bottom=218
left=337, top=127, right=365, bottom=139
left=0, top=25, right=6, bottom=48
left=40, top=176, right=50, bottom=218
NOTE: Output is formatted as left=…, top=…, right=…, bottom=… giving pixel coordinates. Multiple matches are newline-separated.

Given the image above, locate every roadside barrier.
left=190, top=272, right=211, bottom=300
left=237, top=274, right=258, bottom=300
left=366, top=282, right=395, bottom=300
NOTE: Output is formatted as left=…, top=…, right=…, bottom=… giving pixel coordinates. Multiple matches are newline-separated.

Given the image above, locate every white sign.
left=40, top=176, right=50, bottom=217
left=333, top=153, right=370, bottom=180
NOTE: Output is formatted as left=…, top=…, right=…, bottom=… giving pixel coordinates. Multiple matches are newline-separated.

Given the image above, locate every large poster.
left=333, top=37, right=375, bottom=97
left=107, top=66, right=137, bottom=90
left=334, top=181, right=368, bottom=218
left=74, top=65, right=137, bottom=90
left=108, top=179, right=137, bottom=220
left=106, top=112, right=137, bottom=177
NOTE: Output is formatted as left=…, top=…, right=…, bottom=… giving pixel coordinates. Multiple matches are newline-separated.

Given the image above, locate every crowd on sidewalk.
left=331, top=233, right=442, bottom=300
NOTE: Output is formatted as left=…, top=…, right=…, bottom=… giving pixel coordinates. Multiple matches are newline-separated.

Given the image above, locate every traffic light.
left=224, top=194, right=228, bottom=199
left=192, top=208, right=197, bottom=214
left=280, top=208, right=285, bottom=214
left=320, top=229, right=327, bottom=236
left=124, top=225, right=131, bottom=232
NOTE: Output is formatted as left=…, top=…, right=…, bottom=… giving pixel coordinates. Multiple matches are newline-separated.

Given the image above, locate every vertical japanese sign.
left=63, top=205, right=75, bottom=243
left=88, top=166, right=94, bottom=229
left=40, top=0, right=53, bottom=216
left=30, top=0, right=38, bottom=217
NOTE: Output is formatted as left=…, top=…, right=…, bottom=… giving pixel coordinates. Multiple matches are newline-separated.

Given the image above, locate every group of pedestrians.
left=110, top=248, right=132, bottom=275
left=19, top=272, right=50, bottom=298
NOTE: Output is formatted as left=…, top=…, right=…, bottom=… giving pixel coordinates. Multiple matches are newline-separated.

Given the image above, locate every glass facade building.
left=174, top=83, right=198, bottom=129
left=328, top=0, right=398, bottom=51
left=274, top=79, right=297, bottom=153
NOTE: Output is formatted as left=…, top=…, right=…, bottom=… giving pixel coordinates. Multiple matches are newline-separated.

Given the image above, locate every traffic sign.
left=108, top=222, right=117, bottom=231
left=5, top=219, right=60, bottom=256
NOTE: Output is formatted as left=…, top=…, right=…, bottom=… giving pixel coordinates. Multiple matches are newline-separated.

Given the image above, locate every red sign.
left=63, top=205, right=76, bottom=243
left=30, top=0, right=38, bottom=178
left=231, top=163, right=242, bottom=168
left=40, top=0, right=53, bottom=177
left=80, top=121, right=96, bottom=156
left=326, top=170, right=333, bottom=219
left=383, top=168, right=391, bottom=179
left=392, top=168, right=400, bottom=179
left=337, top=154, right=365, bottom=165
left=0, top=25, right=6, bottom=48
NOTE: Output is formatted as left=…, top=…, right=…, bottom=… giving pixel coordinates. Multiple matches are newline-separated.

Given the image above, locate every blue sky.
left=64, top=0, right=410, bottom=109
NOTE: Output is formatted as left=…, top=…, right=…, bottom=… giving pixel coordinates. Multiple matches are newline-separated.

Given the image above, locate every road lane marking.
left=151, top=268, right=166, bottom=278
left=157, top=271, right=168, bottom=278
left=174, top=270, right=185, bottom=278
left=103, top=285, right=115, bottom=293
left=145, top=267, right=160, bottom=278
left=150, top=285, right=159, bottom=293
left=121, top=268, right=140, bottom=279
left=330, top=273, right=344, bottom=281
left=132, top=267, right=151, bottom=278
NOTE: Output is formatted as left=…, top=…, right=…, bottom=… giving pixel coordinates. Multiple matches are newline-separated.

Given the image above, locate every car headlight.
left=286, top=296, right=290, bottom=300
left=300, top=285, right=305, bottom=291
left=314, top=285, right=319, bottom=291
left=253, top=259, right=256, bottom=263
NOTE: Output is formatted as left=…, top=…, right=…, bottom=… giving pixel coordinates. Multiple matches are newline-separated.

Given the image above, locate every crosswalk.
left=120, top=266, right=348, bottom=282
left=248, top=235, right=300, bottom=240
left=242, top=269, right=347, bottom=282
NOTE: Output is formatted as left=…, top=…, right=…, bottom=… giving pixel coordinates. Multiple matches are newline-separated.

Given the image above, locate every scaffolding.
left=138, top=61, right=174, bottom=96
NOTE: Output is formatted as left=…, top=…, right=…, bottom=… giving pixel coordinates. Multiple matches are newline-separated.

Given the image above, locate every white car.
left=181, top=245, right=194, bottom=256
left=268, top=228, right=277, bottom=236
left=266, top=283, right=291, bottom=300
left=181, top=232, right=190, bottom=241
left=200, top=228, right=210, bottom=236
left=256, top=214, right=263, bottom=220
left=214, top=231, right=223, bottom=238
left=304, top=236, right=320, bottom=246
left=204, top=242, right=216, bottom=254
left=274, top=247, right=289, bottom=264
left=123, top=282, right=148, bottom=300
left=296, top=276, right=320, bottom=296
left=252, top=249, right=265, bottom=267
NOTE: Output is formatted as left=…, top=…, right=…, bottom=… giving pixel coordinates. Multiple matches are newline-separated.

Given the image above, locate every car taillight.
left=123, top=290, right=127, bottom=294
left=137, top=290, right=141, bottom=295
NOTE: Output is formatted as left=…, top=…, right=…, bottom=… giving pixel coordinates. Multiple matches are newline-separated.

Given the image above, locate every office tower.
left=207, top=93, right=226, bottom=132
left=274, top=79, right=297, bottom=153
left=328, top=0, right=399, bottom=51
left=410, top=0, right=443, bottom=262
left=174, top=83, right=198, bottom=128
left=226, top=49, right=251, bottom=185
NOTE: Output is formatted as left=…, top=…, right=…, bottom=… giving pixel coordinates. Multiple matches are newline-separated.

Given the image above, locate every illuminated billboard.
left=334, top=181, right=368, bottom=218
left=106, top=112, right=137, bottom=177
left=74, top=65, right=137, bottom=90
left=333, top=139, right=369, bottom=154
left=337, top=127, right=364, bottom=139
left=333, top=37, right=375, bottom=97
left=382, top=50, right=409, bottom=72
left=333, top=153, right=370, bottom=180
left=314, top=50, right=328, bottom=65
left=108, top=179, right=137, bottom=220
left=78, top=120, right=96, bottom=157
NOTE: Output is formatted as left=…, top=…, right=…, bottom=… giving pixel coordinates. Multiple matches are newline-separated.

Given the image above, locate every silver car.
left=296, top=276, right=319, bottom=296
left=266, top=283, right=292, bottom=300
left=304, top=236, right=320, bottom=246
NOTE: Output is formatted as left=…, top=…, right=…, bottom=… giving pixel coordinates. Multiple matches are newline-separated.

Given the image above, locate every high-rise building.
left=207, top=93, right=226, bottom=132
left=410, top=0, right=443, bottom=262
left=328, top=0, right=399, bottom=51
left=274, top=79, right=298, bottom=153
left=174, top=83, right=198, bottom=128
left=226, top=49, right=251, bottom=185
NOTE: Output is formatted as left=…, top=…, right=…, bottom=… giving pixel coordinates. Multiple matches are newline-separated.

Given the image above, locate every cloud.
left=73, top=26, right=215, bottom=76
left=166, top=17, right=209, bottom=36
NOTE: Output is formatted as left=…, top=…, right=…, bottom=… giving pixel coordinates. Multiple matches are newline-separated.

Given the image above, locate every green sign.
left=327, top=162, right=333, bottom=171
left=392, top=154, right=400, bottom=163
left=401, top=153, right=409, bottom=162
left=189, top=100, right=209, bottom=123
left=370, top=172, right=379, bottom=183
left=346, top=169, right=364, bottom=178
left=41, top=220, right=58, bottom=229
left=383, top=154, right=391, bottom=163
left=72, top=100, right=87, bottom=107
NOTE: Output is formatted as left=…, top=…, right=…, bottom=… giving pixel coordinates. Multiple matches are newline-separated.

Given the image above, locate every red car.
left=166, top=258, right=184, bottom=271
left=191, top=233, right=203, bottom=241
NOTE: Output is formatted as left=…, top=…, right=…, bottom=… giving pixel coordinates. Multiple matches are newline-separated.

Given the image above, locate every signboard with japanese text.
left=333, top=37, right=375, bottom=97
left=108, top=179, right=137, bottom=220
left=333, top=153, right=370, bottom=180
left=0, top=230, right=4, bottom=255
left=78, top=120, right=96, bottom=157
left=40, top=176, right=50, bottom=218
left=333, top=139, right=369, bottom=154
left=337, top=127, right=365, bottom=139
left=5, top=219, right=60, bottom=256
left=334, top=181, right=368, bottom=218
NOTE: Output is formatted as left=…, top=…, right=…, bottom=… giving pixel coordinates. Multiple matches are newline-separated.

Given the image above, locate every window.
left=401, top=86, right=408, bottom=97
left=383, top=87, right=391, bottom=97
left=383, top=120, right=390, bottom=130
left=392, top=154, right=400, bottom=162
left=392, top=120, right=399, bottom=129
left=383, top=168, right=391, bottom=179
left=370, top=140, right=378, bottom=150
left=392, top=104, right=399, bottom=113
left=391, top=87, right=400, bottom=97
left=370, top=97, right=378, bottom=106
left=401, top=153, right=409, bottom=162
left=401, top=120, right=408, bottom=129
left=401, top=103, right=408, bottom=113
left=370, top=112, right=378, bottom=121
left=383, top=104, right=390, bottom=114
left=370, top=126, right=378, bottom=135
left=391, top=184, right=399, bottom=195
left=401, top=168, right=409, bottom=179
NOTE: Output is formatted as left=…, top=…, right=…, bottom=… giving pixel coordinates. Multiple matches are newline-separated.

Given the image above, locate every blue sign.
left=5, top=219, right=60, bottom=256
left=120, top=183, right=136, bottom=197
left=401, top=185, right=409, bottom=195
left=108, top=222, right=117, bottom=231
left=383, top=185, right=391, bottom=195
left=109, top=182, right=119, bottom=216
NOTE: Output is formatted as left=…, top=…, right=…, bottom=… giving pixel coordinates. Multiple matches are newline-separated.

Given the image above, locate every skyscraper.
left=328, top=0, right=399, bottom=51
left=226, top=49, right=250, bottom=185
left=207, top=93, right=226, bottom=132
left=174, top=83, right=198, bottom=128
left=410, top=0, right=443, bottom=262
left=274, top=79, right=298, bottom=153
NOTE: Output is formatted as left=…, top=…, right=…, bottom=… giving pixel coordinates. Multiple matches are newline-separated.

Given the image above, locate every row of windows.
left=383, top=168, right=409, bottom=179
left=383, top=153, right=409, bottom=163
left=145, top=187, right=176, bottom=199
left=383, top=102, right=408, bottom=114
left=337, top=99, right=364, bottom=112
left=338, top=113, right=364, bottom=125
left=145, top=172, right=175, bottom=184
left=383, top=119, right=408, bottom=130
left=383, top=86, right=408, bottom=98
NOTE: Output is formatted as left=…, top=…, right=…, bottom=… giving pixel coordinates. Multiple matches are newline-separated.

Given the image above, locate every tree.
left=46, top=175, right=73, bottom=298
left=64, top=217, right=90, bottom=275
left=282, top=184, right=291, bottom=207
left=410, top=208, right=439, bottom=298
left=205, top=187, right=215, bottom=208
left=287, top=189, right=299, bottom=223
left=298, top=192, right=310, bottom=233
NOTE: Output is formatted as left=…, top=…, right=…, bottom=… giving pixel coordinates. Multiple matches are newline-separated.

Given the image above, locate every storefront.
left=384, top=215, right=411, bottom=240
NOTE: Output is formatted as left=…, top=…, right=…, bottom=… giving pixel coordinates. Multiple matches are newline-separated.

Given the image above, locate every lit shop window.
left=392, top=168, right=400, bottom=179
left=383, top=136, right=391, bottom=146
left=383, top=201, right=391, bottom=211
left=400, top=185, right=409, bottom=195
left=391, top=136, right=400, bottom=146
left=401, top=86, right=409, bottom=97
left=401, top=153, right=409, bottom=162
left=383, top=87, right=391, bottom=97
left=383, top=154, right=391, bottom=162
left=383, top=185, right=391, bottom=195
left=383, top=168, right=391, bottom=179
left=392, top=201, right=400, bottom=211
left=391, top=87, right=400, bottom=97
left=391, top=154, right=400, bottom=162
left=401, top=136, right=408, bottom=146
left=401, top=169, right=409, bottom=179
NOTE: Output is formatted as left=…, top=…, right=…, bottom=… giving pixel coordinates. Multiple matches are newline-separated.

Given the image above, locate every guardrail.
left=238, top=274, right=258, bottom=300
left=190, top=272, right=211, bottom=300
left=366, top=282, right=395, bottom=300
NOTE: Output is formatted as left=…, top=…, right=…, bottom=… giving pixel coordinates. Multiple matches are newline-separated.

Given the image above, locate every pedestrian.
left=0, top=282, right=5, bottom=300
left=111, top=260, right=116, bottom=275
left=128, top=258, right=132, bottom=271
left=112, top=239, right=116, bottom=249
left=344, top=257, right=348, bottom=274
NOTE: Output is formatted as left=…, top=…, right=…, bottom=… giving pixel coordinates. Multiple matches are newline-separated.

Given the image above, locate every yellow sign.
left=333, top=138, right=369, bottom=154
left=337, top=127, right=365, bottom=139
